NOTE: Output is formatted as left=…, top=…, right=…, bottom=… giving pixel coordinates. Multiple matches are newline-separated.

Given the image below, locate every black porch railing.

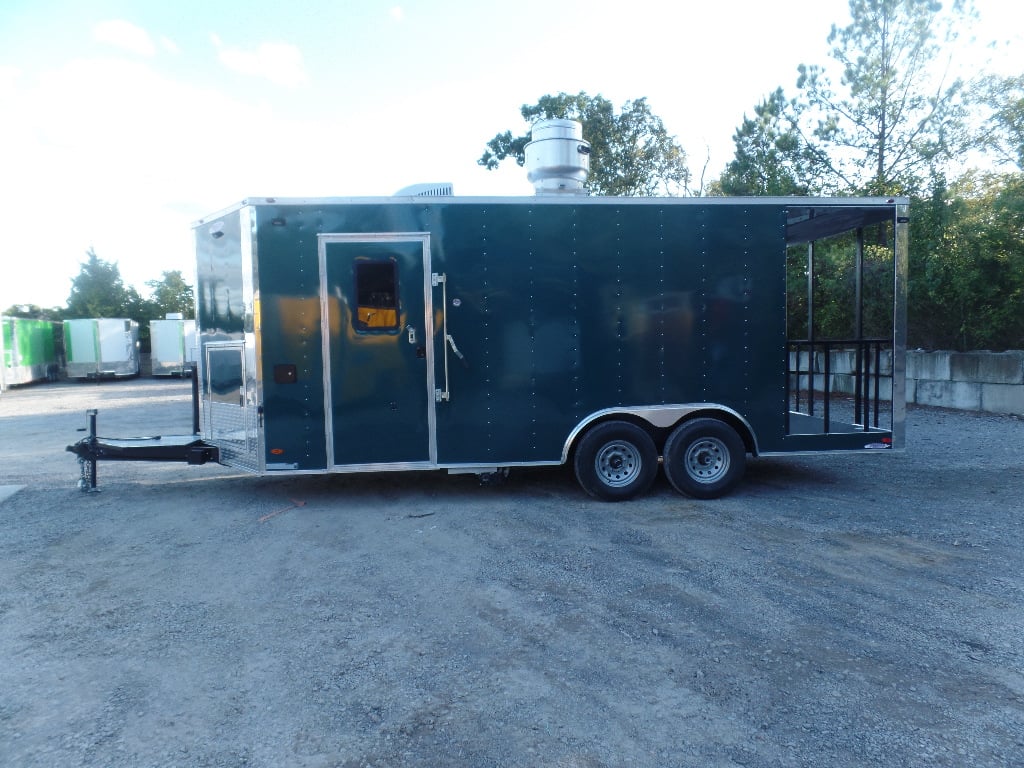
left=786, top=338, right=891, bottom=434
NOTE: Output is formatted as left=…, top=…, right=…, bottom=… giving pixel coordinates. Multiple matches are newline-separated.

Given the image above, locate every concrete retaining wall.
left=791, top=349, right=1024, bottom=416
left=907, top=350, right=1024, bottom=415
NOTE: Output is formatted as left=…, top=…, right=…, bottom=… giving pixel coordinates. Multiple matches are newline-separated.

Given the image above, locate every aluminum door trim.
left=317, top=232, right=437, bottom=468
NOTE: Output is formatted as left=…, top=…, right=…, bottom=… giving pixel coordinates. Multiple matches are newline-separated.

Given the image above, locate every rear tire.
left=573, top=421, right=659, bottom=501
left=663, top=418, right=746, bottom=499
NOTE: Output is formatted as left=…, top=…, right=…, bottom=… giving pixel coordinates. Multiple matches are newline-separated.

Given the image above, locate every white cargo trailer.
left=149, top=316, right=197, bottom=377
left=63, top=318, right=140, bottom=379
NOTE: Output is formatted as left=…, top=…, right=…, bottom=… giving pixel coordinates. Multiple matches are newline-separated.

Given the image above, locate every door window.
left=354, top=259, right=399, bottom=331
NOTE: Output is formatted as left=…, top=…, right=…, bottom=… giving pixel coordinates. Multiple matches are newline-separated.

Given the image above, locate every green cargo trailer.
left=1, top=316, right=60, bottom=391
left=69, top=121, right=908, bottom=498
left=179, top=191, right=906, bottom=500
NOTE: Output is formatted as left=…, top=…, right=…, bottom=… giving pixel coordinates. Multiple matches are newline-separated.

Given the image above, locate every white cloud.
left=215, top=40, right=308, bottom=87
left=0, top=65, right=21, bottom=92
left=159, top=36, right=180, bottom=55
left=0, top=49, right=354, bottom=308
left=389, top=7, right=405, bottom=22
left=93, top=20, right=156, bottom=57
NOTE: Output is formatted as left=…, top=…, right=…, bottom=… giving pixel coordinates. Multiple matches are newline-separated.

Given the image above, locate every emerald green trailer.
left=181, top=191, right=906, bottom=500
left=1, top=316, right=60, bottom=391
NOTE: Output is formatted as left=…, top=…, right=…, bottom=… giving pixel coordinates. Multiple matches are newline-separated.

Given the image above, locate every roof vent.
left=524, top=119, right=590, bottom=195
left=394, top=182, right=454, bottom=197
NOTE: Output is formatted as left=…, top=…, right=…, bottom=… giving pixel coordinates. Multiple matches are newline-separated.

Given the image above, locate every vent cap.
left=524, top=119, right=590, bottom=195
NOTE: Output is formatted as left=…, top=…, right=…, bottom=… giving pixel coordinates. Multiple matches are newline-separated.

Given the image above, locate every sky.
left=1, top=0, right=1020, bottom=311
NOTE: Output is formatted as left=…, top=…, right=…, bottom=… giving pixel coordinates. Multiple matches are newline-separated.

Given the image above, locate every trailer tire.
left=663, top=418, right=746, bottom=499
left=573, top=421, right=659, bottom=501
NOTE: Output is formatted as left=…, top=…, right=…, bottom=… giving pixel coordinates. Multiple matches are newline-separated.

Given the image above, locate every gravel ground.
left=1, top=378, right=1022, bottom=767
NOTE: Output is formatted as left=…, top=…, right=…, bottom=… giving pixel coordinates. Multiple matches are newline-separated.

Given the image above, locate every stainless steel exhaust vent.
left=524, top=119, right=590, bottom=195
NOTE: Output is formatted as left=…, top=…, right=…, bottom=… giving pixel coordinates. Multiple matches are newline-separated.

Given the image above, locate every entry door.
left=319, top=233, right=435, bottom=467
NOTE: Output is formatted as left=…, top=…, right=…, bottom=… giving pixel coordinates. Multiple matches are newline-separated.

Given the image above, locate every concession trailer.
left=69, top=120, right=907, bottom=499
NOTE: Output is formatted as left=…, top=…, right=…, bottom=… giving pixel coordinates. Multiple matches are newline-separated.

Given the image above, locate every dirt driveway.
left=1, top=378, right=1022, bottom=767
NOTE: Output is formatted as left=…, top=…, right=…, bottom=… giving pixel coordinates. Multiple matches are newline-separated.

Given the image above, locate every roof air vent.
left=394, top=182, right=454, bottom=197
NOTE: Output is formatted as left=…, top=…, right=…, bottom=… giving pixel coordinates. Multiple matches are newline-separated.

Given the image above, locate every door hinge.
left=431, top=272, right=446, bottom=287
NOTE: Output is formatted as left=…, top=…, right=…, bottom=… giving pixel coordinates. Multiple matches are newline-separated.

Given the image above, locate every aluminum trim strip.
left=318, top=232, right=437, bottom=468
left=193, top=197, right=908, bottom=219
left=891, top=202, right=909, bottom=451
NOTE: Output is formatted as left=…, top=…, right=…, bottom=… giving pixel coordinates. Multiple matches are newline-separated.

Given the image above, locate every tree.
left=478, top=92, right=690, bottom=196
left=2, top=304, right=64, bottom=321
left=65, top=248, right=141, bottom=319
left=146, top=271, right=195, bottom=320
left=717, top=88, right=812, bottom=196
left=792, top=0, right=974, bottom=195
left=977, top=74, right=1024, bottom=170
left=908, top=171, right=1024, bottom=350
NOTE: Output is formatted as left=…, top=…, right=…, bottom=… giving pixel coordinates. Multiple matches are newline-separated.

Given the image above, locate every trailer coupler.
left=67, top=409, right=219, bottom=491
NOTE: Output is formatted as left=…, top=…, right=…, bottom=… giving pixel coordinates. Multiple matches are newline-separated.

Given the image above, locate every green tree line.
left=8, top=2, right=1019, bottom=353
left=481, top=0, right=1024, bottom=351
left=4, top=248, right=195, bottom=352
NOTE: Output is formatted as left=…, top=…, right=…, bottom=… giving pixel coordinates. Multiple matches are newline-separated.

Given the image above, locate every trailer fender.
left=562, top=404, right=759, bottom=464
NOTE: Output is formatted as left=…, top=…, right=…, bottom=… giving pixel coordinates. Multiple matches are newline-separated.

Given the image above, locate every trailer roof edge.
left=192, top=195, right=909, bottom=227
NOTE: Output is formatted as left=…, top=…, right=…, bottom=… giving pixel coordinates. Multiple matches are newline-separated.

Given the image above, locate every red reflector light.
left=270, top=448, right=284, bottom=455
left=882, top=438, right=892, bottom=445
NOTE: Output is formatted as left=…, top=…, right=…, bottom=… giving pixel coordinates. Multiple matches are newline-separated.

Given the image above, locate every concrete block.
left=981, top=383, right=1024, bottom=416
left=950, top=351, right=1024, bottom=385
left=831, top=373, right=893, bottom=400
left=854, top=347, right=893, bottom=376
left=820, top=348, right=894, bottom=376
left=878, top=349, right=893, bottom=376
left=906, top=377, right=916, bottom=404
left=907, top=351, right=952, bottom=381
left=828, top=373, right=850, bottom=395
left=789, top=373, right=823, bottom=394
left=914, top=379, right=981, bottom=411
left=788, top=351, right=817, bottom=373
left=874, top=376, right=893, bottom=401
left=829, top=350, right=856, bottom=375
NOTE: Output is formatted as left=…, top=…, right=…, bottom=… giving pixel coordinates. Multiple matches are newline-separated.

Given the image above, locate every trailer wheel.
left=574, top=421, right=658, bottom=501
left=663, top=418, right=746, bottom=499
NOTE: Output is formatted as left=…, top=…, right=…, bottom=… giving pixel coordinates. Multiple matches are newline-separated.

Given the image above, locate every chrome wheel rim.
left=595, top=441, right=643, bottom=488
left=684, top=437, right=730, bottom=483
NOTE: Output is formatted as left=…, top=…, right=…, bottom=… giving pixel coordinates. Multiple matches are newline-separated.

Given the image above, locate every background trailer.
left=63, top=318, right=140, bottom=380
left=0, top=317, right=60, bottom=392
left=150, top=316, right=198, bottom=377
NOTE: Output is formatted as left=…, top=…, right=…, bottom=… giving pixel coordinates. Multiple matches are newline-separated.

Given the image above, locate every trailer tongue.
left=66, top=371, right=218, bottom=491
left=66, top=413, right=219, bottom=491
